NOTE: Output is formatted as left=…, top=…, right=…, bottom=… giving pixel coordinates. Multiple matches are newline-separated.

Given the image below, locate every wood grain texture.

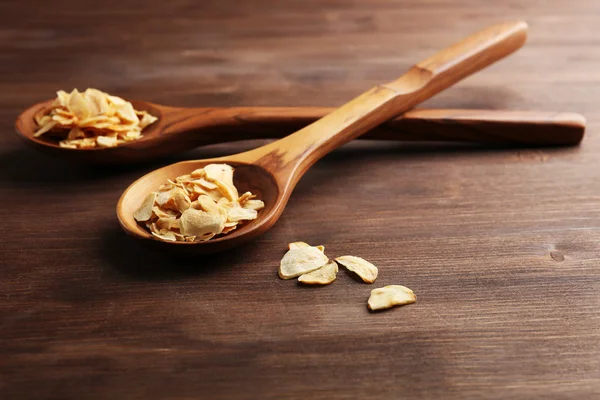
left=1, top=0, right=600, bottom=399
left=16, top=101, right=586, bottom=165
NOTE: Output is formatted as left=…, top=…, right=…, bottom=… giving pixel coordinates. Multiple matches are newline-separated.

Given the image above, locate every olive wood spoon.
left=16, top=102, right=585, bottom=164
left=118, top=21, right=528, bottom=253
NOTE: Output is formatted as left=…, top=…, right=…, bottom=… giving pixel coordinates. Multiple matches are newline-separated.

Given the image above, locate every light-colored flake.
left=171, top=188, right=191, bottom=213
left=158, top=182, right=175, bottom=192
left=237, top=191, right=255, bottom=203
left=56, top=90, right=70, bottom=107
left=33, top=120, right=57, bottom=137
left=35, top=114, right=53, bottom=126
left=174, top=232, right=186, bottom=242
left=156, top=217, right=179, bottom=231
left=197, top=232, right=217, bottom=242
left=152, top=206, right=177, bottom=219
left=298, top=261, right=338, bottom=285
left=124, top=130, right=141, bottom=140
left=367, top=285, right=416, bottom=311
left=192, top=184, right=223, bottom=203
left=226, top=204, right=257, bottom=222
left=156, top=187, right=190, bottom=213
left=288, top=241, right=309, bottom=250
left=107, top=94, right=126, bottom=106
left=204, top=163, right=238, bottom=200
left=195, top=178, right=218, bottom=190
left=67, top=89, right=91, bottom=120
left=67, top=127, right=85, bottom=140
left=221, top=225, right=237, bottom=234
left=139, top=112, right=157, bottom=129
left=175, top=174, right=192, bottom=183
left=96, top=135, right=118, bottom=147
left=335, top=255, right=378, bottom=283
left=155, top=190, right=171, bottom=206
left=151, top=231, right=177, bottom=242
left=84, top=88, right=110, bottom=116
left=242, top=199, right=265, bottom=211
left=196, top=195, right=220, bottom=215
left=179, top=208, right=225, bottom=237
left=58, top=141, right=77, bottom=149
left=190, top=168, right=206, bottom=178
left=115, top=101, right=139, bottom=123
left=279, top=247, right=329, bottom=280
left=204, top=163, right=234, bottom=185
left=78, top=138, right=96, bottom=148
left=133, top=192, right=157, bottom=222
left=288, top=242, right=325, bottom=253
left=54, top=108, right=74, bottom=118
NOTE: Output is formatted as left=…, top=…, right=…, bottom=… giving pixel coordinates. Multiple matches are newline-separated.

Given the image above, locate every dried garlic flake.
left=33, top=88, right=157, bottom=149
left=279, top=246, right=329, bottom=280
left=367, top=285, right=416, bottom=311
left=133, top=192, right=157, bottom=222
left=335, top=255, right=378, bottom=283
left=180, top=209, right=225, bottom=238
left=288, top=241, right=325, bottom=253
left=298, top=261, right=338, bottom=285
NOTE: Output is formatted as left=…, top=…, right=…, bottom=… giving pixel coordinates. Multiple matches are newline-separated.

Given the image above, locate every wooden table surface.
left=2, top=0, right=600, bottom=398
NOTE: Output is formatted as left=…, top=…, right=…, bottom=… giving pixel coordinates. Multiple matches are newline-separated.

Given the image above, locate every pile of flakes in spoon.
left=34, top=88, right=157, bottom=148
left=134, top=164, right=264, bottom=242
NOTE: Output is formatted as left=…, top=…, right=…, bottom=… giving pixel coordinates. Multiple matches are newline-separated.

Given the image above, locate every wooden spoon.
left=16, top=101, right=585, bottom=164
left=118, top=21, right=528, bottom=253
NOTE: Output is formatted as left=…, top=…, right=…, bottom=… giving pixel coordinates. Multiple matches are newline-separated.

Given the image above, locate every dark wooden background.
left=2, top=0, right=600, bottom=398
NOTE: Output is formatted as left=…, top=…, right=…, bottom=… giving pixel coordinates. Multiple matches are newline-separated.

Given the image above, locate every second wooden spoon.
left=16, top=102, right=584, bottom=164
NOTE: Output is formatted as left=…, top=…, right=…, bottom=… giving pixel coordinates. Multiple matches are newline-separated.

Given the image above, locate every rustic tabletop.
left=2, top=0, right=600, bottom=399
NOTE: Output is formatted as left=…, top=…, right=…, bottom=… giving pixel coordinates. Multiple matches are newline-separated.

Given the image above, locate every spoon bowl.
left=15, top=98, right=183, bottom=164
left=117, top=21, right=530, bottom=253
left=118, top=159, right=281, bottom=252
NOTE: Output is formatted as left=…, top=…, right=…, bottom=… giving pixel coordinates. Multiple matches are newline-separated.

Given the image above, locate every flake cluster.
left=134, top=163, right=264, bottom=242
left=34, top=88, right=157, bottom=148
left=278, top=242, right=416, bottom=311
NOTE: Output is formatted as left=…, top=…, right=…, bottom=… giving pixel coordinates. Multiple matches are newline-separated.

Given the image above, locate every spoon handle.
left=202, top=107, right=584, bottom=146
left=252, top=21, right=528, bottom=179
